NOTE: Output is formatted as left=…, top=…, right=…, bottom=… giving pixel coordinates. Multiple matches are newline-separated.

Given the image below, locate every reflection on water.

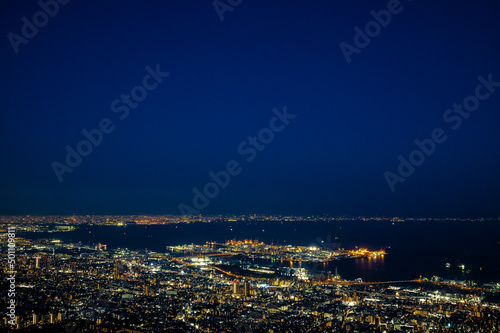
left=21, top=221, right=500, bottom=283
left=250, top=255, right=388, bottom=282
left=354, top=255, right=385, bottom=281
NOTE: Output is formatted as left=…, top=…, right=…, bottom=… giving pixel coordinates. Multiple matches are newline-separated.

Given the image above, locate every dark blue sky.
left=1, top=0, right=499, bottom=217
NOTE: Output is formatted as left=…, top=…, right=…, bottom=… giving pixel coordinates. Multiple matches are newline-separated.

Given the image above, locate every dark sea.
left=22, top=220, right=500, bottom=283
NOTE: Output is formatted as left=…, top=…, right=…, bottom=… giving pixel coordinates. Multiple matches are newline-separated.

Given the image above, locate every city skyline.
left=2, top=221, right=499, bottom=331
left=2, top=1, right=500, bottom=332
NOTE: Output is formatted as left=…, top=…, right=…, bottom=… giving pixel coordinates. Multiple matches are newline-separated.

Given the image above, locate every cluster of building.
left=1, top=215, right=497, bottom=229
left=179, top=240, right=385, bottom=272
left=1, top=236, right=499, bottom=332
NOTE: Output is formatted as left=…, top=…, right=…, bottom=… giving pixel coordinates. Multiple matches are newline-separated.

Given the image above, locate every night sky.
left=1, top=0, right=500, bottom=217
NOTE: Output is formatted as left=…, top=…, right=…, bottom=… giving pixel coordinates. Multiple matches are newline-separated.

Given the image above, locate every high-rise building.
left=233, top=279, right=239, bottom=294
left=114, top=259, right=121, bottom=279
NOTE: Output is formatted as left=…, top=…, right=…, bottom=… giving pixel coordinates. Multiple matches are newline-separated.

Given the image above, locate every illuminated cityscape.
left=1, top=216, right=499, bottom=332
left=2, top=1, right=500, bottom=332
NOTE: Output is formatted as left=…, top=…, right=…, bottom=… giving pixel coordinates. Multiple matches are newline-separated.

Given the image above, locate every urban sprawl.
left=1, top=216, right=499, bottom=332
